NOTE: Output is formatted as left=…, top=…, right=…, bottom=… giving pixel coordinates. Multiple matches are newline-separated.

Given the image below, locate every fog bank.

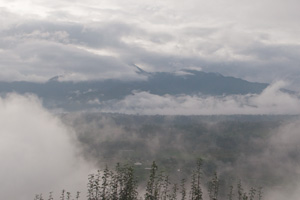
left=101, top=81, right=300, bottom=115
left=0, top=94, right=94, bottom=200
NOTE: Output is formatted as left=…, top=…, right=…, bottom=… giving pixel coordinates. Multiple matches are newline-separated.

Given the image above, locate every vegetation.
left=62, top=113, right=292, bottom=187
left=34, top=160, right=263, bottom=200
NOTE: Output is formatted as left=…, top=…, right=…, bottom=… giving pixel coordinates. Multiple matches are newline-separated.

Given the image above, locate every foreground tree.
left=34, top=160, right=262, bottom=200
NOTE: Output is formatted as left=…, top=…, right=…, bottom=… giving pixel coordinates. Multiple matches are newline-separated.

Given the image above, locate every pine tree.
left=161, top=174, right=170, bottom=200
left=145, top=161, right=158, bottom=200
left=101, top=166, right=110, bottom=200
left=249, top=187, right=256, bottom=200
left=237, top=180, right=243, bottom=200
left=180, top=179, right=186, bottom=200
left=60, top=190, right=65, bottom=200
left=75, top=191, right=80, bottom=200
left=119, top=165, right=138, bottom=200
left=227, top=185, right=234, bottom=200
left=257, top=187, right=263, bottom=200
left=190, top=159, right=203, bottom=200
left=87, top=174, right=95, bottom=200
left=208, top=172, right=219, bottom=200
left=170, top=183, right=178, bottom=200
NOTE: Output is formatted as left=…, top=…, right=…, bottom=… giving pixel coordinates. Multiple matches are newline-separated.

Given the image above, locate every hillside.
left=0, top=69, right=268, bottom=111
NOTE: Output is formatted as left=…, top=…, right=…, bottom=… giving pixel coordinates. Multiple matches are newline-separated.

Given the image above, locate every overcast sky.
left=1, top=0, right=300, bottom=90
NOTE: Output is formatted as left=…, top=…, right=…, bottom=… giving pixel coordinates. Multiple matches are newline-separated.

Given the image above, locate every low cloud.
left=102, top=81, right=300, bottom=115
left=61, top=107, right=300, bottom=199
left=0, top=94, right=94, bottom=200
left=234, top=118, right=300, bottom=200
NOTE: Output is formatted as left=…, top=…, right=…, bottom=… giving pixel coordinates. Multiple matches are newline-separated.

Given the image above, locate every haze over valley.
left=1, top=0, right=300, bottom=199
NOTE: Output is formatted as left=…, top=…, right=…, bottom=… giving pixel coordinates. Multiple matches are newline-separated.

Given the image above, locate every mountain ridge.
left=0, top=70, right=269, bottom=111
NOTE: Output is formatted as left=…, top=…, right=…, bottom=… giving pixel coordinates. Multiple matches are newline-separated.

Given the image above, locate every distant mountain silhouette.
left=0, top=69, right=269, bottom=111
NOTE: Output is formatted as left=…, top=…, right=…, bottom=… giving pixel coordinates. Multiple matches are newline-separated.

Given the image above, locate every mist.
left=0, top=94, right=94, bottom=200
left=101, top=81, right=300, bottom=115
left=60, top=112, right=300, bottom=199
left=1, top=0, right=300, bottom=199
left=247, top=119, right=300, bottom=200
left=2, top=93, right=300, bottom=199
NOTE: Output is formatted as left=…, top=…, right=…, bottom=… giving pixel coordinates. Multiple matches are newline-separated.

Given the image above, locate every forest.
left=35, top=114, right=300, bottom=199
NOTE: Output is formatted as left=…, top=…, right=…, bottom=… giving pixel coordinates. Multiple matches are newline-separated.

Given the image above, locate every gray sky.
left=1, top=0, right=300, bottom=90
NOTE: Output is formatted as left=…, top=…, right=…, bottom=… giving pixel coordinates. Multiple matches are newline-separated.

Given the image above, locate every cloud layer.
left=101, top=81, right=300, bottom=115
left=0, top=0, right=300, bottom=90
left=0, top=94, right=93, bottom=200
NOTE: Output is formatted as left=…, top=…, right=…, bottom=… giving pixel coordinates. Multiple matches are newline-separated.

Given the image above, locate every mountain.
left=0, top=69, right=269, bottom=111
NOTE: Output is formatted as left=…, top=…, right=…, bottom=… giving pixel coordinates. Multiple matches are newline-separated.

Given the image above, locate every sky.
left=0, top=0, right=300, bottom=90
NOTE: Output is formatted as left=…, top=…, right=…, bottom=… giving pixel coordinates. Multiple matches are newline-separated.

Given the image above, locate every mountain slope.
left=0, top=70, right=269, bottom=110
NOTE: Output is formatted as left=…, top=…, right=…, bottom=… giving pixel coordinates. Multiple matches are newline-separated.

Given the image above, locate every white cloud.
left=102, top=81, right=300, bottom=115
left=0, top=0, right=300, bottom=88
left=0, top=94, right=94, bottom=200
left=234, top=118, right=300, bottom=200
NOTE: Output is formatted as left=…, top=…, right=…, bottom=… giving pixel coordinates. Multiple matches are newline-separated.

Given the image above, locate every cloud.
left=101, top=81, right=300, bottom=115
left=231, top=118, right=300, bottom=200
left=0, top=94, right=94, bottom=200
left=0, top=33, right=140, bottom=82
left=1, top=0, right=300, bottom=89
